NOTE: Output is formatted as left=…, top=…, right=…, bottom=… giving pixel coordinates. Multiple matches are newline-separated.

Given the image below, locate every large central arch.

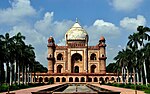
left=71, top=53, right=82, bottom=73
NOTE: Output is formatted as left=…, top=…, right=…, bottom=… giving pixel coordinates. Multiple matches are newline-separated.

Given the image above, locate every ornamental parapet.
left=99, top=57, right=107, bottom=60
left=56, top=46, right=67, bottom=50
left=35, top=73, right=108, bottom=76
left=88, top=46, right=99, bottom=50
left=98, top=44, right=106, bottom=47
left=47, top=57, right=55, bottom=60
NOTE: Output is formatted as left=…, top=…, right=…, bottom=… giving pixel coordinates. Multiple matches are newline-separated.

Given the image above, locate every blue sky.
left=0, top=0, right=150, bottom=67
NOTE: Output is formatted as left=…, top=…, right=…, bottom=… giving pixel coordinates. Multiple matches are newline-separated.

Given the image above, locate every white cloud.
left=120, top=15, right=146, bottom=32
left=34, top=12, right=54, bottom=36
left=1, top=0, right=147, bottom=68
left=86, top=19, right=120, bottom=45
left=34, top=12, right=73, bottom=40
left=0, top=0, right=36, bottom=25
left=109, top=0, right=143, bottom=11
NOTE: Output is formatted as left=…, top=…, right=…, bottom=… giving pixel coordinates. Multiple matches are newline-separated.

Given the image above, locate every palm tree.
left=142, top=43, right=150, bottom=85
left=137, top=26, right=150, bottom=86
left=20, top=44, right=35, bottom=84
left=13, top=32, right=25, bottom=85
left=0, top=33, right=14, bottom=85
left=127, top=32, right=142, bottom=84
left=0, top=38, right=5, bottom=85
left=114, top=49, right=129, bottom=84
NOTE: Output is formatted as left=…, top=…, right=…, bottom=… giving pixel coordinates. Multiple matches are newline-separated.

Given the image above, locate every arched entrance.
left=44, top=77, right=48, bottom=82
left=75, top=77, right=79, bottom=82
left=91, top=65, right=96, bottom=73
left=57, top=53, right=63, bottom=60
left=105, top=77, right=109, bottom=82
left=88, top=77, right=92, bottom=82
left=62, top=77, right=66, bottom=82
left=90, top=53, right=96, bottom=60
left=56, top=77, right=60, bottom=82
left=81, top=77, right=85, bottom=82
left=74, top=66, right=79, bottom=73
left=71, top=53, right=82, bottom=73
left=57, top=65, right=63, bottom=73
left=39, top=77, right=43, bottom=82
left=94, top=77, right=98, bottom=82
left=49, top=77, right=54, bottom=84
left=69, top=77, right=73, bottom=82
left=99, top=77, right=104, bottom=83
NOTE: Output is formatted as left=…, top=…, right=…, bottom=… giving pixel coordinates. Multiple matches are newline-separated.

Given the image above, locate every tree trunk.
left=122, top=66, right=124, bottom=83
left=133, top=67, right=136, bottom=85
left=34, top=65, right=35, bottom=83
left=14, top=61, right=17, bottom=84
left=117, top=70, right=119, bottom=84
left=22, top=64, right=24, bottom=84
left=30, top=66, right=32, bottom=83
left=24, top=65, right=27, bottom=85
left=28, top=65, right=29, bottom=83
left=6, top=62, right=9, bottom=85
left=143, top=61, right=148, bottom=86
left=126, top=67, right=129, bottom=84
left=140, top=68, right=143, bottom=85
left=10, top=63, right=13, bottom=85
left=136, top=68, right=139, bottom=85
left=4, top=63, right=7, bottom=83
left=18, top=62, right=20, bottom=85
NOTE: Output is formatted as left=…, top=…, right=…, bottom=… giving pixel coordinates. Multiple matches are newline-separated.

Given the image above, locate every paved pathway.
left=91, top=84, right=146, bottom=94
left=0, top=83, right=63, bottom=94
left=0, top=83, right=146, bottom=94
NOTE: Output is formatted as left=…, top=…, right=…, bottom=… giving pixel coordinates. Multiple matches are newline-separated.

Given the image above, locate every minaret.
left=47, top=36, right=55, bottom=73
left=98, top=36, right=107, bottom=74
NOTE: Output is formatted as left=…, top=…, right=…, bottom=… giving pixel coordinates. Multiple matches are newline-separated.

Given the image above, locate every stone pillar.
left=48, top=60, right=54, bottom=73
left=42, top=76, right=44, bottom=82
left=65, top=50, right=68, bottom=72
left=68, top=49, right=71, bottom=73
left=84, top=48, right=88, bottom=73
left=47, top=36, right=55, bottom=73
left=99, top=36, right=106, bottom=74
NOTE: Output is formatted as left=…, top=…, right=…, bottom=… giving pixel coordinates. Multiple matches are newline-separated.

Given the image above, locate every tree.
left=114, top=49, right=129, bottom=84
left=0, top=39, right=5, bottom=85
left=0, top=33, right=14, bottom=85
left=137, top=26, right=150, bottom=86
left=127, top=32, right=142, bottom=84
left=13, top=32, right=25, bottom=85
left=106, top=63, right=117, bottom=73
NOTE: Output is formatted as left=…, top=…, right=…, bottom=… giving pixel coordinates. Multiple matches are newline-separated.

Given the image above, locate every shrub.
left=0, top=84, right=9, bottom=92
left=119, top=83, right=125, bottom=87
left=124, top=84, right=131, bottom=88
left=130, top=84, right=136, bottom=90
left=144, top=89, right=150, bottom=93
left=9, top=84, right=19, bottom=90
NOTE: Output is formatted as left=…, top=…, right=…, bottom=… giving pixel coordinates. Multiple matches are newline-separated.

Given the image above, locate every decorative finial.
left=76, top=18, right=78, bottom=23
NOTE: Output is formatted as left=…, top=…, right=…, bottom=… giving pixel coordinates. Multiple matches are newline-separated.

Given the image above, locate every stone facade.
left=47, top=21, right=106, bottom=75
left=44, top=21, right=108, bottom=83
left=31, top=20, right=125, bottom=84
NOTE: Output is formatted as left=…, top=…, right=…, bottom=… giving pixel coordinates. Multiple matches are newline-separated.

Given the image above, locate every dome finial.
left=76, top=18, right=78, bottom=23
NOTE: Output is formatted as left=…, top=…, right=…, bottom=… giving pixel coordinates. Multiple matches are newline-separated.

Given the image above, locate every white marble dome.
left=66, top=21, right=88, bottom=40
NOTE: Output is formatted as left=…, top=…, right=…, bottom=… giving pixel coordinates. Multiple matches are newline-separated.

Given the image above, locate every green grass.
left=104, top=83, right=150, bottom=93
left=0, top=83, right=47, bottom=93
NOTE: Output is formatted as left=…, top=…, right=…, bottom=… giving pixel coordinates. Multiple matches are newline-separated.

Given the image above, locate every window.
left=57, top=53, right=63, bottom=60
left=91, top=65, right=96, bottom=73
left=57, top=65, right=63, bottom=73
left=90, top=53, right=96, bottom=60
